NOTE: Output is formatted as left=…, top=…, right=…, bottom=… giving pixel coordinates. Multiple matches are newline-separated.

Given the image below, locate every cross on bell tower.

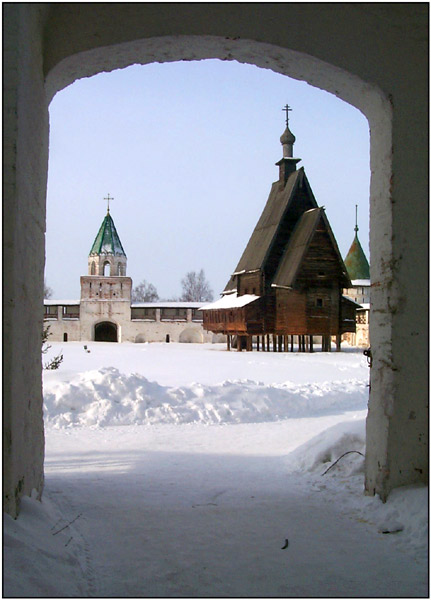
left=104, top=193, right=114, bottom=214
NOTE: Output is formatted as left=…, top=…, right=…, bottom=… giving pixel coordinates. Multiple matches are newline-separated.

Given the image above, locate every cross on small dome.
left=280, top=104, right=296, bottom=158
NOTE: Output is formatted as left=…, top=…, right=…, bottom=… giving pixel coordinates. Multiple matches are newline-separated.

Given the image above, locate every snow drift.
left=43, top=366, right=368, bottom=427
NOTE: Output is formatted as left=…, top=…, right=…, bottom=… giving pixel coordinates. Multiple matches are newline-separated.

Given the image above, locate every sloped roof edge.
left=272, top=207, right=322, bottom=287
left=90, top=212, right=127, bottom=257
left=223, top=168, right=307, bottom=293
left=272, top=208, right=351, bottom=288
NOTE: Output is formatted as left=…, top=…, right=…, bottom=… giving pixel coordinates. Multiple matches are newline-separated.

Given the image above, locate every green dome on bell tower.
left=89, top=211, right=126, bottom=258
left=87, top=195, right=127, bottom=277
left=344, top=206, right=370, bottom=280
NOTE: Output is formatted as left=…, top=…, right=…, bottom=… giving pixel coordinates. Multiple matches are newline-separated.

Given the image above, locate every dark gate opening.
left=94, top=321, right=118, bottom=342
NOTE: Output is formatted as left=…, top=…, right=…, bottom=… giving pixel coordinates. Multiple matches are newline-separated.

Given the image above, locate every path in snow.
left=5, top=344, right=427, bottom=597
left=44, top=422, right=427, bottom=598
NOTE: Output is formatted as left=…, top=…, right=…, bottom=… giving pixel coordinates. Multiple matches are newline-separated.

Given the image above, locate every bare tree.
left=44, top=281, right=53, bottom=299
left=180, top=269, right=214, bottom=302
left=132, top=280, right=159, bottom=303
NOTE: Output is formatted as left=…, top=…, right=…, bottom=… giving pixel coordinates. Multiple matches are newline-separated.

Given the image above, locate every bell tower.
left=87, top=194, right=128, bottom=277
left=80, top=196, right=132, bottom=341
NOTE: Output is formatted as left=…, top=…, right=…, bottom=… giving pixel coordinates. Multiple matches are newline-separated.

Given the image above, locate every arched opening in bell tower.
left=103, top=261, right=111, bottom=276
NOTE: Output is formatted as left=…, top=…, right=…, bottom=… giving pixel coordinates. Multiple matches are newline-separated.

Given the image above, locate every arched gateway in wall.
left=4, top=4, right=428, bottom=516
left=94, top=322, right=118, bottom=342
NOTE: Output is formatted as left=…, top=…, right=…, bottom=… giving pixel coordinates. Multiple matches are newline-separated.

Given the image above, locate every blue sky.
left=45, top=59, right=370, bottom=300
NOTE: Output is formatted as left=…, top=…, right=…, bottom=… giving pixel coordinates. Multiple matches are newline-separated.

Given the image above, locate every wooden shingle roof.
left=224, top=168, right=318, bottom=292
left=271, top=208, right=322, bottom=288
left=272, top=208, right=351, bottom=289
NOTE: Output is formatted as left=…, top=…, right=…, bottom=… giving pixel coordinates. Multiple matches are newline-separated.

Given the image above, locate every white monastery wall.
left=122, top=319, right=213, bottom=344
left=44, top=302, right=215, bottom=344
left=4, top=4, right=428, bottom=515
left=44, top=306, right=81, bottom=342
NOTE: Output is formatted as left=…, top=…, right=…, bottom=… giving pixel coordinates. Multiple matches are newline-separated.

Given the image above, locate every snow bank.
left=3, top=495, right=86, bottom=597
left=283, top=418, right=428, bottom=565
left=284, top=418, right=366, bottom=476
left=43, top=367, right=368, bottom=428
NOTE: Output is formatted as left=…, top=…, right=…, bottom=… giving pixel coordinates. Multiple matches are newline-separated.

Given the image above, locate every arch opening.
left=94, top=321, right=118, bottom=342
left=7, top=7, right=427, bottom=522
left=45, top=35, right=390, bottom=496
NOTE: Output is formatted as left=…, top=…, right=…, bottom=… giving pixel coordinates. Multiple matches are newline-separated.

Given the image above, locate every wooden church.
left=201, top=106, right=357, bottom=351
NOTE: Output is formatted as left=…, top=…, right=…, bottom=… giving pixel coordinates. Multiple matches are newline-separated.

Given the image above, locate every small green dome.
left=344, top=233, right=370, bottom=280
left=89, top=212, right=126, bottom=257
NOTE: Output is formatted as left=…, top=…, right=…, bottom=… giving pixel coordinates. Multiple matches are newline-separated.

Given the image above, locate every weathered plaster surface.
left=4, top=4, right=50, bottom=517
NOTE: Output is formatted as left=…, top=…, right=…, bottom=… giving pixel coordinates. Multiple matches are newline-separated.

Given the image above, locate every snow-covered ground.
left=4, top=342, right=428, bottom=597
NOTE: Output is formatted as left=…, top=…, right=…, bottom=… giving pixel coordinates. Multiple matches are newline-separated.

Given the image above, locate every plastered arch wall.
left=4, top=4, right=427, bottom=516
left=179, top=328, right=204, bottom=344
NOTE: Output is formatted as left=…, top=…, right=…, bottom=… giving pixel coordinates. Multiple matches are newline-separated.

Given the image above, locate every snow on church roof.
left=200, top=293, right=261, bottom=310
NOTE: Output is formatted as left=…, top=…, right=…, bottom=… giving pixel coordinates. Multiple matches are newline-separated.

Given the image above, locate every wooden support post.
left=266, top=335, right=270, bottom=352
left=309, top=335, right=313, bottom=353
left=257, top=336, right=260, bottom=352
left=227, top=334, right=231, bottom=351
left=246, top=336, right=252, bottom=352
left=322, top=335, right=331, bottom=352
left=305, top=336, right=309, bottom=352
left=290, top=335, right=294, bottom=352
left=278, top=335, right=282, bottom=352
left=336, top=334, right=341, bottom=352
left=237, top=336, right=242, bottom=352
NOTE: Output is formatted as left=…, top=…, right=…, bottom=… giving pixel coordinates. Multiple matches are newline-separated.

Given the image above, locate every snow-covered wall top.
left=44, top=300, right=80, bottom=305
left=131, top=302, right=208, bottom=309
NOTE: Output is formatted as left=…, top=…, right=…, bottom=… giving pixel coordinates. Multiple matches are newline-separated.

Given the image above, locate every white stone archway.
left=4, top=4, right=427, bottom=516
